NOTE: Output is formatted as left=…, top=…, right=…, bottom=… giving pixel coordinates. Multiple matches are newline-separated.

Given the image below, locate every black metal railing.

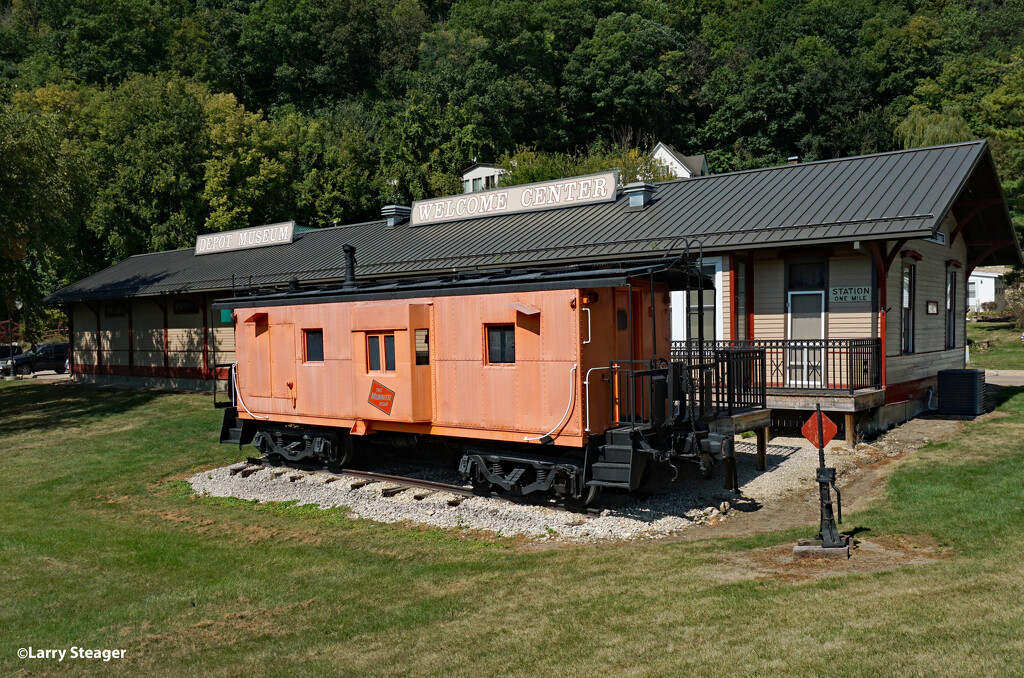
left=671, top=338, right=881, bottom=394
left=609, top=347, right=767, bottom=427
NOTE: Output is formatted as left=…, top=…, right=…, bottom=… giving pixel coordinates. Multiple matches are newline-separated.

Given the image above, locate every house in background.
left=652, top=141, right=708, bottom=178
left=461, top=162, right=507, bottom=193
left=967, top=265, right=1010, bottom=311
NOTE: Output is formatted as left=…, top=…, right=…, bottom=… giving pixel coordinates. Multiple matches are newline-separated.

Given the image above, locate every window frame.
left=173, top=299, right=200, bottom=315
left=103, top=302, right=126, bottom=319
left=414, top=328, right=429, bottom=366
left=901, top=263, right=916, bottom=354
left=366, top=332, right=396, bottom=373
left=485, top=324, right=516, bottom=365
left=303, top=329, right=324, bottom=363
left=945, top=270, right=956, bottom=350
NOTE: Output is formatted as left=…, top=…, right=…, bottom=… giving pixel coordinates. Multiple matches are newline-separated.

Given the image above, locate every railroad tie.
left=350, top=479, right=380, bottom=490
left=380, top=486, right=408, bottom=498
left=413, top=491, right=435, bottom=501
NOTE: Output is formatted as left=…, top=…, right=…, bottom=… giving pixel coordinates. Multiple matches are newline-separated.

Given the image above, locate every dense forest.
left=1, top=0, right=1023, bottom=335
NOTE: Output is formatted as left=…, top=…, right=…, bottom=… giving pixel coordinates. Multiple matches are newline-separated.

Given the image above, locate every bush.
left=1005, top=284, right=1024, bottom=329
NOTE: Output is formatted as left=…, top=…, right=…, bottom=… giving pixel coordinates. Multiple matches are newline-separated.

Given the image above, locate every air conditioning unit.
left=938, top=369, right=985, bottom=416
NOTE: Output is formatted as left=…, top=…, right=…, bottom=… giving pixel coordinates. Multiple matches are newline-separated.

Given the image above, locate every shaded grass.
left=1, top=379, right=1024, bottom=676
left=967, top=320, right=1024, bottom=370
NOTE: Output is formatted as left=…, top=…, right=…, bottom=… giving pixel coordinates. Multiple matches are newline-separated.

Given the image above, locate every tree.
left=0, top=101, right=83, bottom=334
left=895, top=105, right=973, bottom=149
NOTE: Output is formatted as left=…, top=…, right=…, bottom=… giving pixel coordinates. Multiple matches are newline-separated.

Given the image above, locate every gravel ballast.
left=188, top=437, right=876, bottom=543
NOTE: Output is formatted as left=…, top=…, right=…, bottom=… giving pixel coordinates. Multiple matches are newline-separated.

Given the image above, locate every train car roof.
left=213, top=262, right=708, bottom=309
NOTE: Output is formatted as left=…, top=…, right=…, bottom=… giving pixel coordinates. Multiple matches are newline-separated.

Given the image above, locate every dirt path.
left=684, top=416, right=971, bottom=541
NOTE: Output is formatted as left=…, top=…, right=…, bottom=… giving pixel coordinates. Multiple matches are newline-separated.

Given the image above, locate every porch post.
left=755, top=427, right=767, bottom=471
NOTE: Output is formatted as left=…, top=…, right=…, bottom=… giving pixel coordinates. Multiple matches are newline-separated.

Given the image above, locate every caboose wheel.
left=567, top=484, right=602, bottom=508
left=326, top=435, right=354, bottom=472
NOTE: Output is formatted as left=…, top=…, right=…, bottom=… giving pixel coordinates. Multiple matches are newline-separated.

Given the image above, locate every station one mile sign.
left=830, top=286, right=871, bottom=303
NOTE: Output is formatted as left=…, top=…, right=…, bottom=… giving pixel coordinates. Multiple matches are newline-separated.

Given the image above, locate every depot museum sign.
left=195, top=221, right=295, bottom=256
left=411, top=171, right=617, bottom=226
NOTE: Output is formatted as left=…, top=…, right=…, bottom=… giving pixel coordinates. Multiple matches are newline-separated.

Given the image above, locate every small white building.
left=461, top=163, right=507, bottom=193
left=968, top=265, right=1010, bottom=312
left=652, top=142, right=708, bottom=179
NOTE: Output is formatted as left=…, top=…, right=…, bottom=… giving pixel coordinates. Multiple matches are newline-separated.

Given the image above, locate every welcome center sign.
left=411, top=171, right=618, bottom=226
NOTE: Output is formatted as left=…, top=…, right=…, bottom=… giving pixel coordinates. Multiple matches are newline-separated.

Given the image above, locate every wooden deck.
left=765, top=387, right=884, bottom=413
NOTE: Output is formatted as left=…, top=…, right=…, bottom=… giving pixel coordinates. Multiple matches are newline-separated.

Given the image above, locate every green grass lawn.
left=967, top=320, right=1024, bottom=370
left=2, top=381, right=1024, bottom=677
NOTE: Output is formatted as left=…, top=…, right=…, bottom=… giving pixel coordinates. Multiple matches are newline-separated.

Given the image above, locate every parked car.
left=2, top=342, right=69, bottom=376
left=0, top=344, right=21, bottom=361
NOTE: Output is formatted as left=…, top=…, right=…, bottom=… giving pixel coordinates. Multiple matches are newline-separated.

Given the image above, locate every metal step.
left=219, top=407, right=242, bottom=445
left=597, top=444, right=635, bottom=464
left=591, top=461, right=633, bottom=485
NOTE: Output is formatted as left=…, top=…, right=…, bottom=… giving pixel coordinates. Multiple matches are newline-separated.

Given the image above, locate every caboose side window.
left=415, top=329, right=429, bottom=365
left=486, top=325, right=515, bottom=364
left=366, top=333, right=396, bottom=372
left=304, top=329, right=324, bottom=362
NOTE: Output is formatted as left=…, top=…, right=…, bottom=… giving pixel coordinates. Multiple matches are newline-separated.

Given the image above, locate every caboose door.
left=270, top=323, right=296, bottom=401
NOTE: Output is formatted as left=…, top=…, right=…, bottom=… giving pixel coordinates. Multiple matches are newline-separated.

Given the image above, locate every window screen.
left=789, top=262, right=826, bottom=290
left=383, top=334, right=396, bottom=371
left=304, top=330, right=323, bottom=362
left=415, top=329, right=429, bottom=365
left=487, top=325, right=515, bottom=364
left=367, top=335, right=381, bottom=371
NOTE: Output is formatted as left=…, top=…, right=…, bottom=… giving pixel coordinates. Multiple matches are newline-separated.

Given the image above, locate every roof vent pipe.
left=381, top=204, right=411, bottom=228
left=622, top=182, right=657, bottom=211
left=343, top=244, right=356, bottom=286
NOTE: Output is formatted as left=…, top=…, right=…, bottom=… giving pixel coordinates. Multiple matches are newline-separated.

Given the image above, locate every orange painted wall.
left=232, top=283, right=671, bottom=448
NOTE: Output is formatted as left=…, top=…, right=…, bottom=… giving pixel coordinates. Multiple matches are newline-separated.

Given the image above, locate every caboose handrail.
left=231, top=362, right=270, bottom=420
left=524, top=363, right=578, bottom=442
left=584, top=365, right=612, bottom=432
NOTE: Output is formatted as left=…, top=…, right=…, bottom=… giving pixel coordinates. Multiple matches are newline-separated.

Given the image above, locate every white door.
left=787, top=291, right=824, bottom=387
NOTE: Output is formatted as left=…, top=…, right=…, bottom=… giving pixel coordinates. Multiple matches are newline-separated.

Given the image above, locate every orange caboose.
left=216, top=262, right=762, bottom=503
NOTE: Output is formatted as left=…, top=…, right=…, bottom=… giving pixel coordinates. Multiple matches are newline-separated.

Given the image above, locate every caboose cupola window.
left=486, top=325, right=515, bottom=364
left=367, top=333, right=396, bottom=372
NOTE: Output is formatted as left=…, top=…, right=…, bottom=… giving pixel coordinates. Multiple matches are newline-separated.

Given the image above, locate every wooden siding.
left=72, top=304, right=97, bottom=365
left=886, top=212, right=968, bottom=386
left=751, top=254, right=785, bottom=339
left=827, top=253, right=874, bottom=338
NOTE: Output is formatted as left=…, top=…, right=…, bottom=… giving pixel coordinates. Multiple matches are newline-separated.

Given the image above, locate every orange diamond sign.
left=802, top=410, right=838, bottom=448
left=368, top=380, right=395, bottom=416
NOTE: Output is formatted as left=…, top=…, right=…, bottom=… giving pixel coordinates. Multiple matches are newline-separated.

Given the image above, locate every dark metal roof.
left=48, top=140, right=1021, bottom=304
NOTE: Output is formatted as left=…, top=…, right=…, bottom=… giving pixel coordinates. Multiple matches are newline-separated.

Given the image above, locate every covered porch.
left=672, top=338, right=883, bottom=444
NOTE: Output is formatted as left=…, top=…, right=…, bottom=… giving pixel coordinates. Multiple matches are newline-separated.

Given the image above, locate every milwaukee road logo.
left=368, top=380, right=395, bottom=415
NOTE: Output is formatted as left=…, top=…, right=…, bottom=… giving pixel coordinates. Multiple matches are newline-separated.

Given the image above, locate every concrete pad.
left=793, top=544, right=850, bottom=560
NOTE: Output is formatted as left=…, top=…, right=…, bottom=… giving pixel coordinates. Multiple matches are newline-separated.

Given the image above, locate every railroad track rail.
left=237, top=457, right=601, bottom=514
